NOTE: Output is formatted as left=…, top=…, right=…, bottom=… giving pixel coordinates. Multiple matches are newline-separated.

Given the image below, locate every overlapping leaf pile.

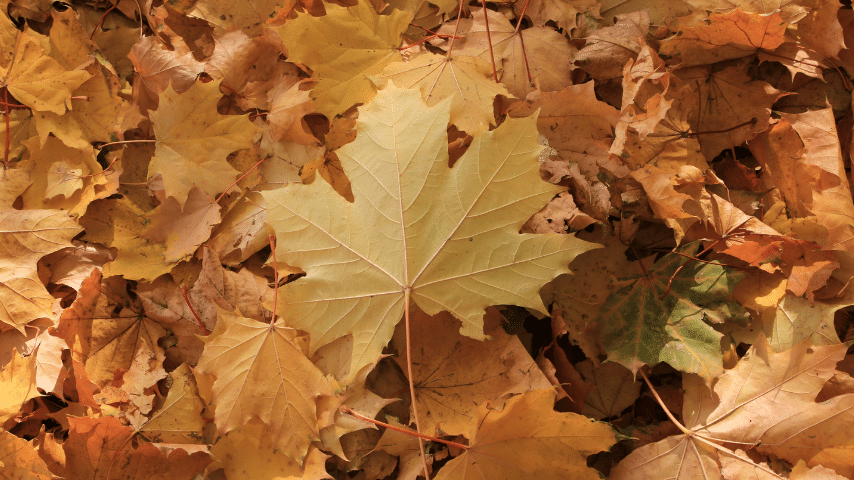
left=0, top=0, right=853, bottom=478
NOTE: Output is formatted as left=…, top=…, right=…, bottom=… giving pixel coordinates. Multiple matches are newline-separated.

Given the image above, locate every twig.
left=181, top=284, right=210, bottom=335
left=341, top=405, right=469, bottom=451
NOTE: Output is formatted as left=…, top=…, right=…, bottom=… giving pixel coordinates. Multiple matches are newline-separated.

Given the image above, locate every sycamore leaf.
left=195, top=308, right=329, bottom=461
left=391, top=307, right=552, bottom=437
left=148, top=79, right=258, bottom=204
left=433, top=389, right=616, bottom=480
left=599, top=242, right=747, bottom=381
left=276, top=2, right=411, bottom=119
left=262, top=84, right=597, bottom=380
left=377, top=53, right=511, bottom=135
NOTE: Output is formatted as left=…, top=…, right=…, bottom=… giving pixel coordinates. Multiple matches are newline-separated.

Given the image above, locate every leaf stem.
left=3, top=89, right=9, bottom=168
left=181, top=284, right=210, bottom=335
left=341, top=405, right=469, bottom=451
left=269, top=234, right=279, bottom=324
left=215, top=155, right=268, bottom=204
left=96, top=139, right=157, bottom=149
left=481, top=1, right=499, bottom=83
left=404, top=287, right=431, bottom=480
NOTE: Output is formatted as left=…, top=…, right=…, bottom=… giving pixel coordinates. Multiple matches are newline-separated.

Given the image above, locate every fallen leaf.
left=433, top=389, right=616, bottom=480
left=148, top=79, right=258, bottom=204
left=262, top=84, right=596, bottom=379
left=195, top=308, right=329, bottom=460
left=276, top=1, right=411, bottom=118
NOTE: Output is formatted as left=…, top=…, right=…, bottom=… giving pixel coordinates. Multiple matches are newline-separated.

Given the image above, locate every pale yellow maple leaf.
left=276, top=1, right=411, bottom=118
left=377, top=53, right=511, bottom=135
left=0, top=209, right=82, bottom=333
left=0, top=27, right=91, bottom=114
left=434, top=389, right=616, bottom=480
left=262, top=84, right=597, bottom=381
left=611, top=337, right=854, bottom=479
left=195, top=308, right=329, bottom=461
left=148, top=79, right=258, bottom=205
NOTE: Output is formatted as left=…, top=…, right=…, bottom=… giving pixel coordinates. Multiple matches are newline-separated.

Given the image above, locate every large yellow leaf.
left=195, top=309, right=328, bottom=461
left=148, top=79, right=258, bottom=204
left=262, top=84, right=597, bottom=380
left=433, top=389, right=616, bottom=480
left=276, top=1, right=411, bottom=119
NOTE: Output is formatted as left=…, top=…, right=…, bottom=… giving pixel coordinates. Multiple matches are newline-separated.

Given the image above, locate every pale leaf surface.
left=262, top=84, right=596, bottom=379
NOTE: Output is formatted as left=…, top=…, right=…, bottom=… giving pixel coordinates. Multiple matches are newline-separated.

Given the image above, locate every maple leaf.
left=127, top=36, right=204, bottom=112
left=262, top=84, right=597, bottom=379
left=0, top=209, right=82, bottom=333
left=749, top=108, right=854, bottom=251
left=391, top=307, right=552, bottom=437
left=276, top=1, right=412, bottom=118
left=211, top=420, right=331, bottom=480
left=598, top=242, right=747, bottom=381
left=612, top=337, right=854, bottom=479
left=63, top=416, right=211, bottom=480
left=188, top=0, right=292, bottom=35
left=194, top=308, right=329, bottom=460
left=434, top=8, right=576, bottom=99
left=0, top=348, right=37, bottom=424
left=378, top=53, right=511, bottom=135
left=0, top=428, right=53, bottom=480
left=660, top=8, right=787, bottom=66
left=134, top=363, right=207, bottom=444
left=0, top=26, right=91, bottom=114
left=148, top=79, right=258, bottom=204
left=434, top=389, right=616, bottom=480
